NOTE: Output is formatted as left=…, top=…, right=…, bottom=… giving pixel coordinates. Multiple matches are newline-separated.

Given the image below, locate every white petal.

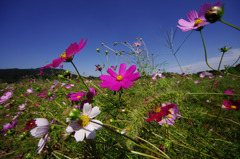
left=74, top=129, right=85, bottom=142
left=85, top=130, right=96, bottom=139
left=90, top=120, right=102, bottom=130
left=30, top=126, right=49, bottom=138
left=83, top=103, right=92, bottom=116
left=37, top=134, right=48, bottom=154
left=88, top=106, right=100, bottom=118
left=35, top=118, right=50, bottom=127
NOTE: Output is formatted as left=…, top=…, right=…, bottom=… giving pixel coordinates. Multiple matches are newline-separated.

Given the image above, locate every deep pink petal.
left=100, top=74, right=116, bottom=81
left=121, top=80, right=133, bottom=89
left=119, top=63, right=127, bottom=75
left=52, top=57, right=65, bottom=67
left=156, top=113, right=163, bottom=123
left=110, top=83, right=122, bottom=91
left=124, top=65, right=136, bottom=77
left=198, top=3, right=212, bottom=17
left=79, top=39, right=88, bottom=50
left=66, top=43, right=79, bottom=57
left=126, top=72, right=140, bottom=81
left=99, top=81, right=115, bottom=88
left=107, top=68, right=118, bottom=78
left=146, top=114, right=157, bottom=122
left=40, top=63, right=53, bottom=70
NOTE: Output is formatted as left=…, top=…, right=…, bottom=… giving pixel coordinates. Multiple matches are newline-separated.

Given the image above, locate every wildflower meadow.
left=1, top=1, right=240, bottom=159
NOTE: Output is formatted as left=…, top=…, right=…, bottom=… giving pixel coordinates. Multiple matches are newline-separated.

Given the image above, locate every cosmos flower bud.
left=115, top=51, right=118, bottom=55
left=96, top=48, right=100, bottom=52
left=140, top=38, right=142, bottom=41
left=219, top=46, right=230, bottom=53
left=65, top=70, right=70, bottom=74
left=101, top=43, right=104, bottom=46
left=114, top=42, right=118, bottom=46
left=68, top=108, right=80, bottom=120
left=105, top=50, right=109, bottom=55
left=205, top=6, right=224, bottom=23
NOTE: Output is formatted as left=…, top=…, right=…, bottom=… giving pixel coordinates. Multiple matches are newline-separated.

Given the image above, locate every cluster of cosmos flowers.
left=1, top=1, right=239, bottom=156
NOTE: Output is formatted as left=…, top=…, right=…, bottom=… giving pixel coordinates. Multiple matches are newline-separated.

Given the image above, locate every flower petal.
left=85, top=130, right=96, bottom=139
left=88, top=106, right=101, bottom=118
left=52, top=57, right=65, bottom=68
left=119, top=63, right=126, bottom=75
left=107, top=68, right=118, bottom=78
left=90, top=120, right=103, bottom=130
left=30, top=125, right=49, bottom=138
left=74, top=129, right=85, bottom=142
left=35, top=118, right=50, bottom=127
left=124, top=65, right=136, bottom=77
left=83, top=103, right=92, bottom=116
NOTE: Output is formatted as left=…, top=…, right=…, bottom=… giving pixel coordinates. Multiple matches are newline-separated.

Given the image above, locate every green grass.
left=0, top=72, right=240, bottom=159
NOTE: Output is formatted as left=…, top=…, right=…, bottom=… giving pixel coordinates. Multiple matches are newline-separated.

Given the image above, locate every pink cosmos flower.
left=158, top=103, right=181, bottom=126
left=146, top=103, right=175, bottom=123
left=199, top=73, right=205, bottom=78
left=41, top=39, right=87, bottom=69
left=194, top=80, right=200, bottom=84
left=69, top=92, right=85, bottom=101
left=152, top=73, right=163, bottom=80
left=100, top=63, right=140, bottom=91
left=0, top=120, right=18, bottom=133
left=133, top=42, right=142, bottom=47
left=224, top=90, right=234, bottom=95
left=177, top=4, right=210, bottom=32
left=222, top=99, right=240, bottom=110
left=0, top=91, right=13, bottom=105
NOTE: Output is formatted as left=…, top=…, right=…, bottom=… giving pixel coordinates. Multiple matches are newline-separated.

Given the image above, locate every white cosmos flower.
left=30, top=118, right=50, bottom=154
left=65, top=103, right=102, bottom=142
left=30, top=118, right=50, bottom=138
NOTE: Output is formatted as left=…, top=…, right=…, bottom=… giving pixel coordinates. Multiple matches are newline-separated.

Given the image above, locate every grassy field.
left=0, top=70, right=239, bottom=159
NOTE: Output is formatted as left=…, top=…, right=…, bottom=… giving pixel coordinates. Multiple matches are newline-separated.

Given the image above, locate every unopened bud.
left=115, top=51, right=118, bottom=55
left=96, top=48, right=100, bottom=52
left=205, top=6, right=224, bottom=23
left=68, top=108, right=80, bottom=120
left=219, top=46, right=230, bottom=53
left=140, top=38, right=142, bottom=41
left=105, top=50, right=109, bottom=55
left=101, top=43, right=104, bottom=46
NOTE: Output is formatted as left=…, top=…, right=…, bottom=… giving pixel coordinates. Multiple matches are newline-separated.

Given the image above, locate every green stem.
left=217, top=52, right=226, bottom=71
left=200, top=31, right=218, bottom=72
left=220, top=19, right=240, bottom=31
left=173, top=54, right=183, bottom=73
left=70, top=61, right=89, bottom=92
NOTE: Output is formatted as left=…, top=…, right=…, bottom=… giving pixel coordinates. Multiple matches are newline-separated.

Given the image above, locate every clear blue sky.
left=0, top=0, right=240, bottom=76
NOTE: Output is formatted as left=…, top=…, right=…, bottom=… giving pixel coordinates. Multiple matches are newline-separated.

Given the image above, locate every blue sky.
left=0, top=0, right=240, bottom=76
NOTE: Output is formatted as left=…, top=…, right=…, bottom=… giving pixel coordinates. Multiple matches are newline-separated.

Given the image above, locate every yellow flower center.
left=194, top=18, right=203, bottom=26
left=116, top=75, right=123, bottom=81
left=77, top=95, right=81, bottom=99
left=168, top=115, right=173, bottom=118
left=155, top=107, right=161, bottom=113
left=78, top=115, right=90, bottom=127
left=60, top=52, right=66, bottom=58
left=169, top=110, right=173, bottom=114
left=231, top=105, right=237, bottom=109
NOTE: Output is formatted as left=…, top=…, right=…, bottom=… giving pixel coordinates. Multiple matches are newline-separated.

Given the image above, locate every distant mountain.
left=0, top=68, right=64, bottom=83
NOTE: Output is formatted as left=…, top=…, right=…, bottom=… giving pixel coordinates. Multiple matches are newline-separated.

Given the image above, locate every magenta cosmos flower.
left=41, top=39, right=87, bottom=69
left=99, top=63, right=140, bottom=91
left=146, top=103, right=175, bottom=123
left=177, top=4, right=210, bottom=32
left=69, top=92, right=85, bottom=101
left=222, top=99, right=240, bottom=110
